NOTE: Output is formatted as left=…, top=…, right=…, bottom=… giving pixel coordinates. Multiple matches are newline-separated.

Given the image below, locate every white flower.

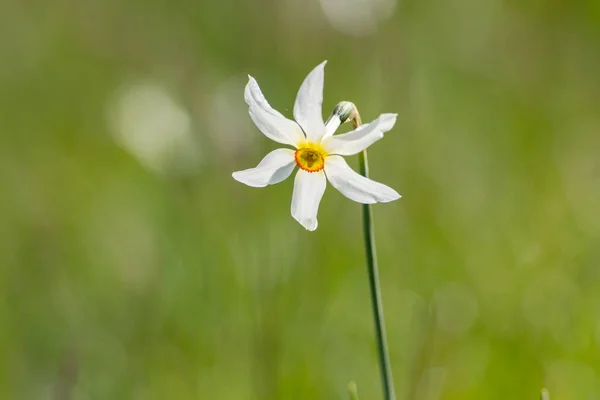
left=232, top=61, right=401, bottom=231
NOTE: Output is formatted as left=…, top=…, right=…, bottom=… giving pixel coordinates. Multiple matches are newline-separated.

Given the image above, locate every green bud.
left=331, top=101, right=357, bottom=124
left=348, top=381, right=360, bottom=400
left=541, top=389, right=550, bottom=400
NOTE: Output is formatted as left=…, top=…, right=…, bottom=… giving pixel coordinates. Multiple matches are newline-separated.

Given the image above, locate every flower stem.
left=350, top=112, right=396, bottom=400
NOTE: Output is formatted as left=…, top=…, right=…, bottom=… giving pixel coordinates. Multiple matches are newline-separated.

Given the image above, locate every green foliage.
left=0, top=0, right=599, bottom=398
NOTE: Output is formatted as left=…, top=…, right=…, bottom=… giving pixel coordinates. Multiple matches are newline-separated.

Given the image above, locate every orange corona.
left=294, top=144, right=327, bottom=172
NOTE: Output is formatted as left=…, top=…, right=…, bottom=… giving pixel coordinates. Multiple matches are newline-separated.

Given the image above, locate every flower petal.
left=293, top=61, right=327, bottom=142
left=324, top=155, right=400, bottom=204
left=232, top=148, right=296, bottom=187
left=322, top=101, right=357, bottom=140
left=245, top=76, right=304, bottom=147
left=291, top=170, right=327, bottom=231
left=324, top=114, right=397, bottom=156
left=323, top=114, right=342, bottom=139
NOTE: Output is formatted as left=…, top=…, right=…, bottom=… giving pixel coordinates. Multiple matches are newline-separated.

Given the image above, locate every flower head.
left=232, top=61, right=401, bottom=231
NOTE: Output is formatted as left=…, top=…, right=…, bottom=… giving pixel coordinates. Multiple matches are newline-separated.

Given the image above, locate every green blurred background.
left=1, top=0, right=600, bottom=398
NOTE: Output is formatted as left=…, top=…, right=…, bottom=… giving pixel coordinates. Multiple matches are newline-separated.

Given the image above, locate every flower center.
left=295, top=147, right=325, bottom=172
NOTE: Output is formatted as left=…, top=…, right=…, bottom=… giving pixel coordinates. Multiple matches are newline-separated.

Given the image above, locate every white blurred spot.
left=208, top=77, right=257, bottom=157
left=415, top=367, right=446, bottom=400
left=108, top=82, right=200, bottom=174
left=434, top=282, right=479, bottom=335
left=320, top=0, right=397, bottom=37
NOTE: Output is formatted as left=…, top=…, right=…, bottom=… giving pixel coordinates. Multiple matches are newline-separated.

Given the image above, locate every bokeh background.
left=1, top=0, right=600, bottom=398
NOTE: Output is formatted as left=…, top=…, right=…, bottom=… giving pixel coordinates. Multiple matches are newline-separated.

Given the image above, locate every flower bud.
left=333, top=101, right=357, bottom=123
left=324, top=101, right=360, bottom=138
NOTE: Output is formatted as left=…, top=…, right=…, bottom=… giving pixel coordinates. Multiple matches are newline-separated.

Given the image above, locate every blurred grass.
left=1, top=0, right=600, bottom=398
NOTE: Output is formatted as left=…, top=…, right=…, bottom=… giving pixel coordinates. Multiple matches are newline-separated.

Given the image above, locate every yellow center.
left=294, top=142, right=327, bottom=172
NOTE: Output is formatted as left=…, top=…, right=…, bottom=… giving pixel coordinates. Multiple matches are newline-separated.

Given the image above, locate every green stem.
left=352, top=115, right=396, bottom=400
left=326, top=102, right=396, bottom=400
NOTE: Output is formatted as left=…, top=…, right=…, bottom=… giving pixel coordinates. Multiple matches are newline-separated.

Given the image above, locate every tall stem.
left=351, top=113, right=396, bottom=400
left=326, top=102, right=396, bottom=400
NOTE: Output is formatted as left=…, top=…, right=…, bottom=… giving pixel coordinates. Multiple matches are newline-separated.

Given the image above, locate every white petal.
left=293, top=61, right=327, bottom=142
left=232, top=148, right=296, bottom=187
left=324, top=114, right=397, bottom=156
left=324, top=155, right=400, bottom=204
left=245, top=76, right=304, bottom=147
left=291, top=170, right=327, bottom=231
left=323, top=115, right=342, bottom=140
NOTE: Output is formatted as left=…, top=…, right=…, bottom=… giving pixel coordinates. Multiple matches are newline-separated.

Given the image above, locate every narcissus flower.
left=232, top=61, right=401, bottom=231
